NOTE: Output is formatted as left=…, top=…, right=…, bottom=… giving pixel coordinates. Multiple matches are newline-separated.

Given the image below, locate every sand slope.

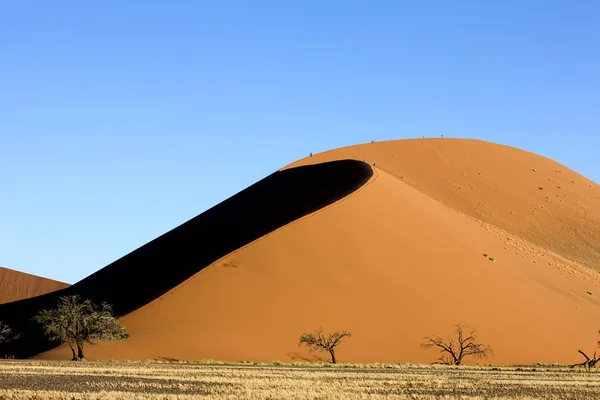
left=0, top=267, right=68, bottom=304
left=41, top=139, right=600, bottom=365
left=288, top=139, right=600, bottom=270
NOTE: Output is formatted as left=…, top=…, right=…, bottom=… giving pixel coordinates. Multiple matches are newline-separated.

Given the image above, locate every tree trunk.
left=329, top=349, right=336, bottom=364
left=77, top=342, right=85, bottom=360
left=68, top=343, right=77, bottom=361
left=452, top=352, right=461, bottom=365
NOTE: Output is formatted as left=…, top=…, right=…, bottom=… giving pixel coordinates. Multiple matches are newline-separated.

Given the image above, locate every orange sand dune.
left=0, top=267, right=68, bottom=304
left=289, top=139, right=600, bottom=270
left=43, top=139, right=600, bottom=365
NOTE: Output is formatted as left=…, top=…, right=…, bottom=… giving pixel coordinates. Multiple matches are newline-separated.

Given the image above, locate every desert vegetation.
left=573, top=350, right=599, bottom=370
left=572, top=330, right=600, bottom=370
left=34, top=295, right=128, bottom=360
left=421, top=324, right=493, bottom=365
left=299, top=328, right=351, bottom=364
left=0, top=360, right=599, bottom=399
left=0, top=321, right=13, bottom=343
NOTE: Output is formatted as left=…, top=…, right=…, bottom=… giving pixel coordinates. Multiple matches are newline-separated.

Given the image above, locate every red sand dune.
left=289, top=139, right=600, bottom=270
left=0, top=267, right=68, bottom=304
left=39, top=138, right=600, bottom=365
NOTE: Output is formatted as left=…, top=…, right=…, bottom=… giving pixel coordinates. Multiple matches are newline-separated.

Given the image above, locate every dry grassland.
left=0, top=360, right=599, bottom=399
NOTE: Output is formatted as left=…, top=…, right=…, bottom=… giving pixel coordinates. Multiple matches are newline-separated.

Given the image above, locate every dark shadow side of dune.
left=0, top=160, right=372, bottom=358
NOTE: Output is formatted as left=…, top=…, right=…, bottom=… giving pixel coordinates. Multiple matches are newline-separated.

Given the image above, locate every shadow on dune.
left=0, top=160, right=372, bottom=358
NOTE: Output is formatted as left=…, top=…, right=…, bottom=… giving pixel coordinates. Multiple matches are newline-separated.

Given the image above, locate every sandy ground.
left=1, top=360, right=600, bottom=399
left=0, top=267, right=68, bottom=304
left=41, top=139, right=600, bottom=365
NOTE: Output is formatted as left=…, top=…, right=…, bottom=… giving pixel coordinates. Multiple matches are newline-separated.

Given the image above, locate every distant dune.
left=2, top=139, right=600, bottom=365
left=0, top=267, right=68, bottom=304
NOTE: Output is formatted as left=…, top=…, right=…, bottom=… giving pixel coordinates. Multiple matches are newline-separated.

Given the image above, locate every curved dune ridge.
left=2, top=138, right=600, bottom=365
left=0, top=267, right=68, bottom=304
left=0, top=160, right=372, bottom=358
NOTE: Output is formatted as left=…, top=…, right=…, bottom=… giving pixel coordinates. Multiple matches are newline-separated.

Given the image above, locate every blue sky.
left=1, top=1, right=599, bottom=283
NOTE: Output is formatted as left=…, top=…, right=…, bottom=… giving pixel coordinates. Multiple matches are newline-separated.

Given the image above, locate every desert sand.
left=35, top=138, right=600, bottom=365
left=289, top=139, right=600, bottom=270
left=0, top=267, right=68, bottom=304
left=3, top=361, right=600, bottom=399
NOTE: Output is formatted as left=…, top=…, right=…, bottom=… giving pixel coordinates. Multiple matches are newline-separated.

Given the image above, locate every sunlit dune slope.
left=289, top=139, right=600, bottom=270
left=0, top=267, right=68, bottom=304
left=45, top=163, right=600, bottom=365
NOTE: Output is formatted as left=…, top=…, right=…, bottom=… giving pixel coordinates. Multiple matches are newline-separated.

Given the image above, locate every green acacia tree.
left=35, top=295, right=129, bottom=360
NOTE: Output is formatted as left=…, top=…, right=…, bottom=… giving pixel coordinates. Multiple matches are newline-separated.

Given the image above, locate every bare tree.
left=35, top=295, right=129, bottom=360
left=299, top=328, right=351, bottom=364
left=572, top=350, right=599, bottom=370
left=421, top=324, right=493, bottom=365
left=572, top=330, right=600, bottom=370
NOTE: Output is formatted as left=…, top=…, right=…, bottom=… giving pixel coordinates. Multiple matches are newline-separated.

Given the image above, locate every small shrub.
left=0, top=322, right=18, bottom=343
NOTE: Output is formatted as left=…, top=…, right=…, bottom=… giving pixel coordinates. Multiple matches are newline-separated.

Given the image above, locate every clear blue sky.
left=1, top=1, right=599, bottom=283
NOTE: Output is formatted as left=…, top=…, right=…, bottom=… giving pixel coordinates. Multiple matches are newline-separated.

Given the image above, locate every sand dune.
left=4, top=139, right=600, bottom=365
left=288, top=139, right=600, bottom=270
left=41, top=139, right=600, bottom=365
left=0, top=267, right=68, bottom=304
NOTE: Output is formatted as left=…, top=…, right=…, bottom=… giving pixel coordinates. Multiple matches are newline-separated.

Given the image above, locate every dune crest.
left=0, top=160, right=372, bottom=358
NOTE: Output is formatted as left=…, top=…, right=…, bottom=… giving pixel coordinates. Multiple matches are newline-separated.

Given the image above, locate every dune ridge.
left=0, top=160, right=372, bottom=358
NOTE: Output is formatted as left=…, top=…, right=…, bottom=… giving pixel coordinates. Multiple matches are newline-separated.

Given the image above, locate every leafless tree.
left=572, top=330, right=600, bottom=370
left=572, top=350, right=599, bottom=370
left=299, top=328, right=351, bottom=364
left=421, top=324, right=493, bottom=365
left=35, top=295, right=129, bottom=360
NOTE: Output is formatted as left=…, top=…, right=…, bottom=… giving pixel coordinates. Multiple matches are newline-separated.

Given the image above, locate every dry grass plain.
left=0, top=361, right=599, bottom=399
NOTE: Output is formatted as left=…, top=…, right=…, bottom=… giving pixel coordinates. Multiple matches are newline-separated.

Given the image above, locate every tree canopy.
left=35, top=295, right=128, bottom=360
